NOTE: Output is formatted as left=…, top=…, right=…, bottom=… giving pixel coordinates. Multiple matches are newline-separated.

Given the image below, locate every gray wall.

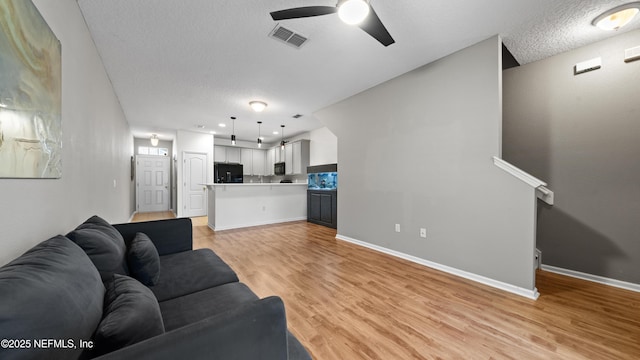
left=503, top=30, right=640, bottom=284
left=315, top=36, right=540, bottom=292
left=0, top=0, right=133, bottom=266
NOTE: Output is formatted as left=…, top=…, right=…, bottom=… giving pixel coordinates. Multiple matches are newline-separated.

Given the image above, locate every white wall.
left=0, top=0, right=133, bottom=266
left=175, top=130, right=213, bottom=217
left=309, top=126, right=337, bottom=166
left=315, top=36, right=539, bottom=295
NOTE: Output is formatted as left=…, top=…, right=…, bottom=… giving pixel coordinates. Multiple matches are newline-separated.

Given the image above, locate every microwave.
left=274, top=162, right=285, bottom=175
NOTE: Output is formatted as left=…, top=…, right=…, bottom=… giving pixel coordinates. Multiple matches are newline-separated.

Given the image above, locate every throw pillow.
left=0, top=236, right=104, bottom=360
left=93, top=274, right=165, bottom=356
left=66, top=215, right=129, bottom=281
left=127, top=232, right=161, bottom=286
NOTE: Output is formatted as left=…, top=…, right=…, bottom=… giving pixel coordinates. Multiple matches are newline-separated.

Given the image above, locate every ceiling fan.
left=270, top=0, right=395, bottom=46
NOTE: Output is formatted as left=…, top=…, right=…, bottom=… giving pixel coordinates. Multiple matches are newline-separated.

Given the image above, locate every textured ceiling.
left=77, top=0, right=640, bottom=143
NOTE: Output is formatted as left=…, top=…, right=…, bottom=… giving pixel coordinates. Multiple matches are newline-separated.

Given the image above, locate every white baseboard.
left=210, top=217, right=307, bottom=232
left=336, top=234, right=539, bottom=300
left=127, top=211, right=138, bottom=223
left=541, top=264, right=640, bottom=293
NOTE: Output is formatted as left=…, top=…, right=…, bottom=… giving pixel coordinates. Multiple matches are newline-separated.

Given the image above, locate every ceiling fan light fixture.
left=338, top=0, right=370, bottom=25
left=592, top=2, right=640, bottom=30
left=249, top=101, right=268, bottom=112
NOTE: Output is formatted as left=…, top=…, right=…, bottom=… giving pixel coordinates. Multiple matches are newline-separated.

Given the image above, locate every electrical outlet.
left=420, top=228, right=427, bottom=238
left=395, top=224, right=401, bottom=233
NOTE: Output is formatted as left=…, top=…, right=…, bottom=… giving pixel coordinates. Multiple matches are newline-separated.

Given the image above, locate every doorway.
left=183, top=151, right=207, bottom=217
left=136, top=155, right=171, bottom=213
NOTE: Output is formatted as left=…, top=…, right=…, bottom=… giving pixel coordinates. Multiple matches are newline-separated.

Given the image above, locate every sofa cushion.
left=287, top=331, right=312, bottom=360
left=150, top=248, right=238, bottom=302
left=93, top=274, right=165, bottom=356
left=127, top=232, right=161, bottom=286
left=67, top=215, right=129, bottom=281
left=159, top=282, right=258, bottom=331
left=0, top=235, right=104, bottom=360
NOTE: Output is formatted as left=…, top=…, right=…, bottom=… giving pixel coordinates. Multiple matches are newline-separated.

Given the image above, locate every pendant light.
left=257, top=121, right=262, bottom=148
left=280, top=125, right=286, bottom=150
left=230, top=116, right=236, bottom=145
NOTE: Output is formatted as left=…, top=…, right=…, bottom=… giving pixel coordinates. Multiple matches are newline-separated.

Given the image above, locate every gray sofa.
left=0, top=216, right=310, bottom=360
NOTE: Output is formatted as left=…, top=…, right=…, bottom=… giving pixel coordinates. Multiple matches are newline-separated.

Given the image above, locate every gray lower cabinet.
left=307, top=190, right=337, bottom=229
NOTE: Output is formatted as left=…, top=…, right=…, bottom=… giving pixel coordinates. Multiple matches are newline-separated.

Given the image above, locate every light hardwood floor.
left=133, top=213, right=640, bottom=359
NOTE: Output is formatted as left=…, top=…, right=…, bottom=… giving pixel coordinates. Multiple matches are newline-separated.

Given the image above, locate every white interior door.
left=136, top=155, right=170, bottom=213
left=183, top=152, right=207, bottom=217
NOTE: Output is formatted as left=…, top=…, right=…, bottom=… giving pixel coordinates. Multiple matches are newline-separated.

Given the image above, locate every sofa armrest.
left=112, top=218, right=193, bottom=255
left=93, top=296, right=289, bottom=360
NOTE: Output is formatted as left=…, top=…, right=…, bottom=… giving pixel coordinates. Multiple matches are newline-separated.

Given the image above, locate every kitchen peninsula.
left=205, top=183, right=307, bottom=231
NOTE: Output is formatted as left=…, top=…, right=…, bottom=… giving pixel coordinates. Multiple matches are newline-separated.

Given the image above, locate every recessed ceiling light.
left=272, top=131, right=279, bottom=135
left=592, top=2, right=640, bottom=30
left=219, top=123, right=226, bottom=128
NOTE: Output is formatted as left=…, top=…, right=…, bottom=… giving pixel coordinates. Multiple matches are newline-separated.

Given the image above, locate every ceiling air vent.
left=292, top=114, right=303, bottom=119
left=269, top=24, right=308, bottom=49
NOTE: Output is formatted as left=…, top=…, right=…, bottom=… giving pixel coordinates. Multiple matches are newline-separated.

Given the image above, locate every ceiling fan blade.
left=358, top=6, right=395, bottom=46
left=270, top=6, right=337, bottom=21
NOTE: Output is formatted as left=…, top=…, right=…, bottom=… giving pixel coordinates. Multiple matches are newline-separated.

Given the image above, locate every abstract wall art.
left=0, top=0, right=62, bottom=178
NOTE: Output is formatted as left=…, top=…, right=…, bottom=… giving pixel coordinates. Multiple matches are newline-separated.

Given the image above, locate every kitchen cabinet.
left=238, top=148, right=266, bottom=176
left=284, top=140, right=310, bottom=175
left=266, top=148, right=275, bottom=176
left=214, top=145, right=241, bottom=163
left=307, top=190, right=337, bottom=229
left=284, top=143, right=293, bottom=175
left=214, top=146, right=227, bottom=163
left=226, top=147, right=241, bottom=163
left=241, top=148, right=253, bottom=175
left=274, top=146, right=283, bottom=163
left=252, top=150, right=266, bottom=176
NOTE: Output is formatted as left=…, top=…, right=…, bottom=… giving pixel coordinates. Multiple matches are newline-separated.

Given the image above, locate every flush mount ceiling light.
left=230, top=117, right=236, bottom=145
left=592, top=2, right=640, bottom=30
left=249, top=101, right=268, bottom=112
left=150, top=134, right=159, bottom=147
left=338, top=0, right=370, bottom=25
left=257, top=121, right=263, bottom=148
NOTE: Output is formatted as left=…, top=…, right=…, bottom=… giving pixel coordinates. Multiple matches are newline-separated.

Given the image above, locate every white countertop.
left=203, top=183, right=307, bottom=186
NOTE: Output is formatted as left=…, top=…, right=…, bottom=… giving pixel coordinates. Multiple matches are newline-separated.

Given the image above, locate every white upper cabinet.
left=252, top=149, right=266, bottom=176
left=241, top=148, right=253, bottom=175
left=284, top=143, right=294, bottom=175
left=283, top=140, right=310, bottom=175
left=266, top=148, right=275, bottom=176
left=214, top=145, right=227, bottom=163
left=226, top=147, right=241, bottom=163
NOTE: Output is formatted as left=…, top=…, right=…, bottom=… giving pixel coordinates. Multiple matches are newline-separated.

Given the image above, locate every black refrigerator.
left=214, top=163, right=243, bottom=183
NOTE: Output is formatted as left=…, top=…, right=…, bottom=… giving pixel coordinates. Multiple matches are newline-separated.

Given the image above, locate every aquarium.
left=308, top=171, right=337, bottom=190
